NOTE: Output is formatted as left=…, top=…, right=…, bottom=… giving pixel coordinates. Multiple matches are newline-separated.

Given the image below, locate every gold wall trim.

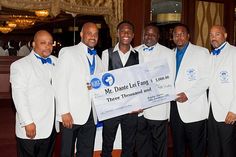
left=157, top=13, right=181, bottom=23
left=195, top=1, right=224, bottom=49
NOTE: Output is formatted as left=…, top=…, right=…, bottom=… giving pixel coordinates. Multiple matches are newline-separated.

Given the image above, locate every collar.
left=34, top=52, right=48, bottom=59
left=113, top=43, right=136, bottom=53
left=34, top=52, right=52, bottom=64
left=142, top=43, right=157, bottom=52
left=80, top=42, right=96, bottom=58
left=80, top=42, right=95, bottom=51
left=214, top=42, right=227, bottom=51
left=177, top=42, right=189, bottom=54
left=143, top=43, right=157, bottom=48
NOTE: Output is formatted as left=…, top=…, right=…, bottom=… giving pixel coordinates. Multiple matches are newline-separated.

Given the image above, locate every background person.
left=18, top=40, right=33, bottom=56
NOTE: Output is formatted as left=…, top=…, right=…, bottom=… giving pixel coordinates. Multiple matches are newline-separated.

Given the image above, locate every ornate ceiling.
left=0, top=0, right=123, bottom=45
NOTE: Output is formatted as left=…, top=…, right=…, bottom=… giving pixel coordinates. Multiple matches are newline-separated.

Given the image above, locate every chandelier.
left=12, top=15, right=36, bottom=29
left=0, top=26, right=13, bottom=34
left=7, top=21, right=17, bottom=28
left=0, top=9, right=50, bottom=33
left=0, top=21, right=15, bottom=34
left=35, top=10, right=49, bottom=18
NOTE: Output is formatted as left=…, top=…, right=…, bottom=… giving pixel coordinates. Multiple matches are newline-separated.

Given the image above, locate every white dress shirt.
left=102, top=43, right=136, bottom=71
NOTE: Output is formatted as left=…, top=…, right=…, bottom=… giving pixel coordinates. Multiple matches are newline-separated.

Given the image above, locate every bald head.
left=209, top=25, right=227, bottom=49
left=34, top=30, right=52, bottom=42
left=211, top=25, right=226, bottom=33
left=80, top=22, right=99, bottom=48
left=33, top=30, right=53, bottom=58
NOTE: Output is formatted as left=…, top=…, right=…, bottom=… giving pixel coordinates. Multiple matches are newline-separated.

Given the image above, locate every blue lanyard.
left=87, top=55, right=96, bottom=75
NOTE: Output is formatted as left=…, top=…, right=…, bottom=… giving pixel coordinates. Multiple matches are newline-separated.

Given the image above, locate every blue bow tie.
left=211, top=43, right=226, bottom=56
left=143, top=46, right=154, bottom=52
left=88, top=48, right=97, bottom=55
left=35, top=54, right=52, bottom=64
left=211, top=49, right=221, bottom=55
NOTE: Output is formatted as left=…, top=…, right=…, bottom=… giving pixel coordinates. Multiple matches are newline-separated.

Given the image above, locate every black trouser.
left=208, top=107, right=236, bottom=157
left=170, top=101, right=206, bottom=157
left=17, top=127, right=56, bottom=157
left=135, top=116, right=152, bottom=157
left=60, top=112, right=96, bottom=157
left=101, top=113, right=138, bottom=157
left=147, top=119, right=168, bottom=157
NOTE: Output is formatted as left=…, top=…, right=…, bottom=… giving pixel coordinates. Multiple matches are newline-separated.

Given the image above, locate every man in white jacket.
left=10, top=30, right=57, bottom=157
left=135, top=23, right=175, bottom=157
left=170, top=24, right=212, bottom=157
left=208, top=25, right=236, bottom=157
left=54, top=22, right=104, bottom=157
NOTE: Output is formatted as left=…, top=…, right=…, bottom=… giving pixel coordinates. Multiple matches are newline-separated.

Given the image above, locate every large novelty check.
left=90, top=59, right=175, bottom=121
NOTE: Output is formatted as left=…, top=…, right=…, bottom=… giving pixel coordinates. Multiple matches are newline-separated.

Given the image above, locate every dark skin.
left=116, top=23, right=142, bottom=113
left=143, top=25, right=160, bottom=47
left=117, top=23, right=134, bottom=54
left=26, top=30, right=53, bottom=139
left=209, top=25, right=236, bottom=125
left=61, top=22, right=99, bottom=129
left=172, top=26, right=190, bottom=103
left=80, top=22, right=99, bottom=49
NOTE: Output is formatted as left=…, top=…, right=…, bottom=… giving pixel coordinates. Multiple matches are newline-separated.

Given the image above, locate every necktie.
left=35, top=54, right=52, bottom=64
left=88, top=48, right=97, bottom=55
left=211, top=43, right=226, bottom=55
left=143, top=46, right=154, bottom=52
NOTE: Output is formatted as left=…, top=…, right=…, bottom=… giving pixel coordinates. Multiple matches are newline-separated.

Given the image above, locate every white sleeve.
left=54, top=49, right=72, bottom=115
left=10, top=62, right=33, bottom=126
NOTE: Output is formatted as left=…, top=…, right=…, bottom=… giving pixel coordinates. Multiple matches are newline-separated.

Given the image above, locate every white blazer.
left=209, top=42, right=236, bottom=122
left=174, top=43, right=212, bottom=123
left=10, top=52, right=57, bottom=139
left=135, top=43, right=175, bottom=120
left=54, top=42, right=104, bottom=125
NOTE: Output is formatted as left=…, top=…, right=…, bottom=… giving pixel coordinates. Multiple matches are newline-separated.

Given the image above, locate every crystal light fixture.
left=12, top=15, right=36, bottom=29
left=7, top=21, right=17, bottom=28
left=35, top=10, right=49, bottom=18
left=0, top=26, right=13, bottom=34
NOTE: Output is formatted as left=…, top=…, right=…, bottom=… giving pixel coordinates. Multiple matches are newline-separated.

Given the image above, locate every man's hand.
left=130, top=109, right=143, bottom=114
left=87, top=83, right=92, bottom=90
left=225, top=112, right=236, bottom=125
left=25, top=123, right=36, bottom=139
left=176, top=92, right=188, bottom=103
left=61, top=113, right=73, bottom=128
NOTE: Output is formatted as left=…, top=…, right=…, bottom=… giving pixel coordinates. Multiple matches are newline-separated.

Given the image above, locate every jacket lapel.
left=175, top=43, right=191, bottom=82
left=77, top=43, right=90, bottom=76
